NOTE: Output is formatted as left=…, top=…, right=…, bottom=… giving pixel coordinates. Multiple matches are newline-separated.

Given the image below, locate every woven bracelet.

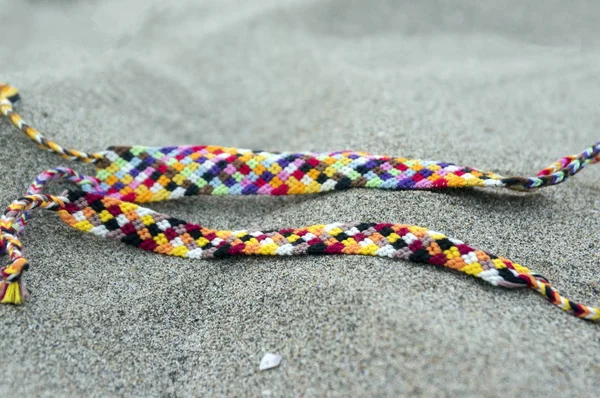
left=1, top=82, right=599, bottom=321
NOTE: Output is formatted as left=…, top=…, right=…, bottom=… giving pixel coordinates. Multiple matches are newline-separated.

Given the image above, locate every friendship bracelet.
left=1, top=82, right=599, bottom=322
left=2, top=84, right=598, bottom=198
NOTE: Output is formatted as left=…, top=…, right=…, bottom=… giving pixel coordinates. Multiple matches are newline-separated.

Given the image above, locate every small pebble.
left=259, top=353, right=282, bottom=371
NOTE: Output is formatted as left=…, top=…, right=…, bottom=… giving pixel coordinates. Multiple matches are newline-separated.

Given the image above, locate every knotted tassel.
left=0, top=193, right=67, bottom=304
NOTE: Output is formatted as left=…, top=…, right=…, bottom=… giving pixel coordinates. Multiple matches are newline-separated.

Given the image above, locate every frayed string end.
left=0, top=258, right=29, bottom=305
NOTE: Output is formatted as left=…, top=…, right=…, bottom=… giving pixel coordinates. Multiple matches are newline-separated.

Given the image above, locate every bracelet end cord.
left=0, top=83, right=599, bottom=322
left=0, top=82, right=20, bottom=105
left=0, top=83, right=103, bottom=163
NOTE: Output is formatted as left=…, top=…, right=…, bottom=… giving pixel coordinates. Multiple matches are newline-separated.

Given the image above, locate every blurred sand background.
left=1, top=0, right=600, bottom=396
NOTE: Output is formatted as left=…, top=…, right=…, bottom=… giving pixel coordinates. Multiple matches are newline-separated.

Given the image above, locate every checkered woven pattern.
left=95, top=143, right=600, bottom=202
left=93, top=141, right=600, bottom=202
left=93, top=146, right=508, bottom=203
left=2, top=191, right=598, bottom=321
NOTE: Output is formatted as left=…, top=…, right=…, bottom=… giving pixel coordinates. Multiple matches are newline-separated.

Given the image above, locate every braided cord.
left=0, top=168, right=101, bottom=255
left=0, top=83, right=103, bottom=163
left=504, top=143, right=600, bottom=189
left=1, top=190, right=598, bottom=321
left=0, top=194, right=66, bottom=304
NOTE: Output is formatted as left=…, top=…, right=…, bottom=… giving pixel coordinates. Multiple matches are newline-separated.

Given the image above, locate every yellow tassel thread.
left=0, top=282, right=23, bottom=305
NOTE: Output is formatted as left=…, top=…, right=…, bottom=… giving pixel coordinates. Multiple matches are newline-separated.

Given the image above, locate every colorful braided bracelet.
left=1, top=82, right=599, bottom=321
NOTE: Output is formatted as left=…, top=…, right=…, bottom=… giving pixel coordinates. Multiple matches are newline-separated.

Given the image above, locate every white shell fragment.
left=259, top=353, right=282, bottom=371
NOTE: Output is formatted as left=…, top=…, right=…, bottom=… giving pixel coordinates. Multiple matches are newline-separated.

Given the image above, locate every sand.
left=1, top=0, right=600, bottom=396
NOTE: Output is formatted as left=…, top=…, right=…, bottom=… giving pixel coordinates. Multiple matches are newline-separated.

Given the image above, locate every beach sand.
left=1, top=0, right=599, bottom=396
